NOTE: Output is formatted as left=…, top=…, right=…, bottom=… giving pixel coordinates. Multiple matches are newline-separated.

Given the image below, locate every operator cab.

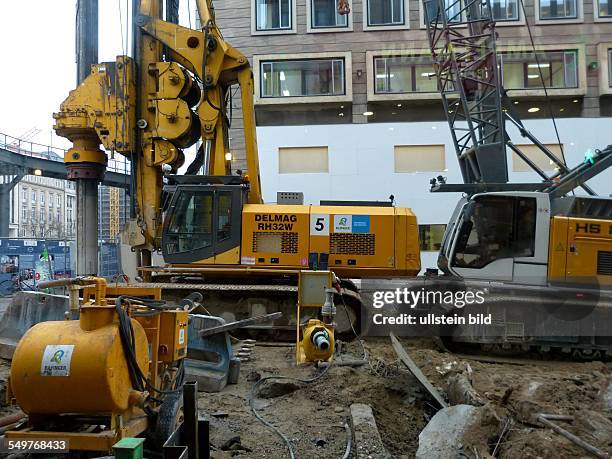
left=161, top=176, right=247, bottom=264
left=439, top=192, right=551, bottom=285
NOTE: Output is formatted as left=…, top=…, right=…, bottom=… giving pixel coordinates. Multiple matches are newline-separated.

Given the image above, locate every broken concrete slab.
left=417, top=404, right=503, bottom=459
left=0, top=292, right=69, bottom=359
left=350, top=403, right=391, bottom=459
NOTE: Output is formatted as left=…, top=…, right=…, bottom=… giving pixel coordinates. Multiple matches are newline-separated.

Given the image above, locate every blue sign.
left=351, top=215, right=370, bottom=233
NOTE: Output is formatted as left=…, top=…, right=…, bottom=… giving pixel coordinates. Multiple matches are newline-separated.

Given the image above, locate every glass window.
left=374, top=56, right=437, bottom=93
left=217, top=192, right=233, bottom=242
left=256, top=0, right=291, bottom=31
left=600, top=0, right=612, bottom=17
left=501, top=51, right=578, bottom=89
left=452, top=196, right=536, bottom=269
left=539, top=0, right=577, bottom=19
left=424, top=0, right=461, bottom=24
left=312, top=0, right=348, bottom=27
left=165, top=190, right=213, bottom=255
left=609, top=50, right=612, bottom=87
left=22, top=188, right=27, bottom=202
left=40, top=191, right=45, bottom=204
left=419, top=224, right=447, bottom=251
left=491, top=0, right=519, bottom=20
left=261, top=59, right=345, bottom=98
left=368, top=0, right=404, bottom=25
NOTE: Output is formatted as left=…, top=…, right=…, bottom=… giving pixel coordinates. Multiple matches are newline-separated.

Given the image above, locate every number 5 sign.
left=310, top=214, right=329, bottom=236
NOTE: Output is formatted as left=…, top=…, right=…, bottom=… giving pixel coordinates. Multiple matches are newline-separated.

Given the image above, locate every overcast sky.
left=0, top=1, right=193, bottom=151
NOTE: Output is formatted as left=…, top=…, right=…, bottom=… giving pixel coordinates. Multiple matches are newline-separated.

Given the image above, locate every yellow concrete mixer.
left=5, top=277, right=190, bottom=453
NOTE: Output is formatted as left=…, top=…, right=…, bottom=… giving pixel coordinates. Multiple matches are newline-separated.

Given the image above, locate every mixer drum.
left=10, top=305, right=148, bottom=415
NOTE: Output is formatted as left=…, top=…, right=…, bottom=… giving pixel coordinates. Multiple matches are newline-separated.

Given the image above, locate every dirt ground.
left=198, top=337, right=612, bottom=458
left=0, top=337, right=611, bottom=458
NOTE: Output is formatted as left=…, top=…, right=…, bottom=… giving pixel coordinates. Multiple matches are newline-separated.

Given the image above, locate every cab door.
left=447, top=193, right=547, bottom=283
left=162, top=184, right=244, bottom=264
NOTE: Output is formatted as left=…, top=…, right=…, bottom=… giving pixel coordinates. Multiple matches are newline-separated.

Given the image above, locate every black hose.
left=114, top=297, right=185, bottom=398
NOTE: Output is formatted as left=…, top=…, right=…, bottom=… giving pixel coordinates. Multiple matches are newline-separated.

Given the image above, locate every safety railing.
left=0, top=132, right=130, bottom=174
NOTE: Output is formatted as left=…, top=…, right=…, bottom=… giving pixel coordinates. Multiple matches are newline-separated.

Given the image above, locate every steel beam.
left=75, top=0, right=100, bottom=275
left=0, top=172, right=25, bottom=238
left=0, top=148, right=128, bottom=189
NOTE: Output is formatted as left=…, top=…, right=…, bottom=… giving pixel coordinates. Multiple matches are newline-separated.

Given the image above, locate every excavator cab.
left=162, top=176, right=248, bottom=264
left=440, top=192, right=551, bottom=284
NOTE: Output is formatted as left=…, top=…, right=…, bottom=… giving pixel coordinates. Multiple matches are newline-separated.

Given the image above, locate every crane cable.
left=517, top=0, right=567, bottom=168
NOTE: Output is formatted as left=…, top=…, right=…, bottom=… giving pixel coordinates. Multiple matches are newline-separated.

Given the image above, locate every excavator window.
left=217, top=191, right=233, bottom=242
left=452, top=195, right=536, bottom=269
left=162, top=184, right=245, bottom=263
left=164, top=190, right=214, bottom=255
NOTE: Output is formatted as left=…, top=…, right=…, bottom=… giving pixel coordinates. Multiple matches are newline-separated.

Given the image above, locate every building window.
left=32, top=191, right=36, bottom=203
left=368, top=0, right=404, bottom=25
left=423, top=0, right=461, bottom=24
left=261, top=59, right=345, bottom=98
left=279, top=146, right=329, bottom=173
left=40, top=191, right=45, bottom=204
left=500, top=50, right=578, bottom=89
left=56, top=195, right=61, bottom=207
left=512, top=144, right=564, bottom=172
left=256, top=0, right=292, bottom=31
left=311, top=0, right=348, bottom=27
left=599, top=0, right=612, bottom=17
left=394, top=145, right=446, bottom=172
left=609, top=49, right=612, bottom=86
left=22, top=208, right=27, bottom=221
left=374, top=56, right=437, bottom=93
left=491, top=0, right=519, bottom=20
left=539, top=0, right=577, bottom=19
left=22, top=188, right=27, bottom=203
left=419, top=224, right=447, bottom=251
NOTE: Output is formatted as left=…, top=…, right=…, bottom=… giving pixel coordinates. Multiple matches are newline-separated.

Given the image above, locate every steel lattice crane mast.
left=422, top=0, right=611, bottom=194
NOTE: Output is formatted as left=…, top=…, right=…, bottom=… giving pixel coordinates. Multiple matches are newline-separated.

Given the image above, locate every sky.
left=0, top=1, right=193, bottom=151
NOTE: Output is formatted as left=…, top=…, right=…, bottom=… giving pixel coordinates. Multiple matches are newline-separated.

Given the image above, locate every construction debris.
left=390, top=332, right=448, bottom=409
left=350, top=403, right=391, bottom=459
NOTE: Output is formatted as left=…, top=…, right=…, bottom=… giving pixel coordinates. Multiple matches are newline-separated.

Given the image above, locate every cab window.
left=165, top=190, right=213, bottom=255
left=452, top=196, right=536, bottom=269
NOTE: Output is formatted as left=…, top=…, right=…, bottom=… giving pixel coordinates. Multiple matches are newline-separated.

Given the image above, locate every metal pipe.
left=75, top=0, right=100, bottom=276
left=0, top=411, right=26, bottom=428
left=537, top=415, right=609, bottom=459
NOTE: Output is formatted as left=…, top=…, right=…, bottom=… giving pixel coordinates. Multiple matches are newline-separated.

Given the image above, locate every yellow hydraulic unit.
left=296, top=270, right=337, bottom=364
left=6, top=277, right=189, bottom=453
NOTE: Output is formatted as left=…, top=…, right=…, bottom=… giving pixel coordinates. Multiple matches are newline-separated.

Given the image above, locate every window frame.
left=498, top=44, right=586, bottom=98
left=418, top=0, right=524, bottom=27
left=251, top=0, right=297, bottom=35
left=307, top=0, right=353, bottom=32
left=362, top=0, right=409, bottom=31
left=253, top=52, right=353, bottom=105
left=366, top=50, right=442, bottom=102
left=595, top=0, right=612, bottom=20
left=535, top=0, right=583, bottom=24
left=597, top=43, right=612, bottom=95
left=499, top=50, right=579, bottom=91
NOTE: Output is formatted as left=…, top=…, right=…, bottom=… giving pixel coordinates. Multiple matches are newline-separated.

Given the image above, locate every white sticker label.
left=241, top=256, right=256, bottom=265
left=310, top=214, right=329, bottom=236
left=179, top=328, right=186, bottom=345
left=333, top=215, right=352, bottom=233
left=41, top=344, right=75, bottom=377
left=24, top=240, right=37, bottom=247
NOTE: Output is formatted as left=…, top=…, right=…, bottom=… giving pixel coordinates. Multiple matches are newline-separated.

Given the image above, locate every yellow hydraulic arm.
left=54, top=0, right=263, bottom=257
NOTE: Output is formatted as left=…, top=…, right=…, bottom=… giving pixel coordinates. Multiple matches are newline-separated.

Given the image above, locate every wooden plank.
left=390, top=332, right=448, bottom=409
